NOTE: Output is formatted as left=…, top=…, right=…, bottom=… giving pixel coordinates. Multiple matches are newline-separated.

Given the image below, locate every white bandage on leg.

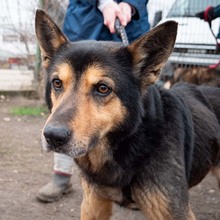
left=54, top=152, right=73, bottom=175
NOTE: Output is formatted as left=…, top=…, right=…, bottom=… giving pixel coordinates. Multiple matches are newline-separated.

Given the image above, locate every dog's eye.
left=96, top=84, right=111, bottom=96
left=52, top=79, right=62, bottom=90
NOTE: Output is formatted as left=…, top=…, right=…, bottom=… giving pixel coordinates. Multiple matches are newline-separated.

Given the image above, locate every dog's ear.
left=127, top=21, right=177, bottom=89
left=35, top=9, right=68, bottom=69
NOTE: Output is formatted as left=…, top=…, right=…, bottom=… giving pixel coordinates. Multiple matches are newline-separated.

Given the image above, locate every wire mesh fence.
left=148, top=0, right=220, bottom=87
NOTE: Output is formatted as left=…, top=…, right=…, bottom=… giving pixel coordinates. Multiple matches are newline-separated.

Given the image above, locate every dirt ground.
left=0, top=95, right=220, bottom=220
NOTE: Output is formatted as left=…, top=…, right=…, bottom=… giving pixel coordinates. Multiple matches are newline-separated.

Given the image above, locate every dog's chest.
left=94, top=185, right=139, bottom=209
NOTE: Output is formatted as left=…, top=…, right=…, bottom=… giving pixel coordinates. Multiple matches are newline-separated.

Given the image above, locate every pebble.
left=208, top=189, right=215, bottom=194
left=3, top=117, right=11, bottom=122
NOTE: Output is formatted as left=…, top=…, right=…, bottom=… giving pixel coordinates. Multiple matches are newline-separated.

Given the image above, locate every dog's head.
left=35, top=10, right=177, bottom=158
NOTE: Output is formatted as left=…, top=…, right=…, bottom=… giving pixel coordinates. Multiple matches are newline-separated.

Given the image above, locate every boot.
left=37, top=173, right=73, bottom=203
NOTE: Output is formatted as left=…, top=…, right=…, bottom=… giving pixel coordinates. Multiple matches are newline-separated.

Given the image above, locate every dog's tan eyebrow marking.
left=84, top=65, right=115, bottom=88
left=50, top=62, right=75, bottom=112
left=52, top=63, right=75, bottom=88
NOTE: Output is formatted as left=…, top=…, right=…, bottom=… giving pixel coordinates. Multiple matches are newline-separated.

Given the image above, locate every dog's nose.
left=44, top=124, right=71, bottom=147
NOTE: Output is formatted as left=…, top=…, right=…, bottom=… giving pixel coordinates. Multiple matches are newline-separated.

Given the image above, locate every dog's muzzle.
left=41, top=124, right=90, bottom=158
left=43, top=124, right=71, bottom=150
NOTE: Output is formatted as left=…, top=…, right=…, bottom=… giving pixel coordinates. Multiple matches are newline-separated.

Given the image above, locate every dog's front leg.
left=132, top=186, right=196, bottom=220
left=80, top=178, right=113, bottom=220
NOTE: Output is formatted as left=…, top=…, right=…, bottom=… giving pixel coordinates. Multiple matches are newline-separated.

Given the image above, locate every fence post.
left=34, top=0, right=45, bottom=97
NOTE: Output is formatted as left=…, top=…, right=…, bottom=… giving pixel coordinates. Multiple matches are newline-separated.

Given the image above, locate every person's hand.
left=118, top=2, right=132, bottom=25
left=102, top=2, right=128, bottom=33
left=195, top=6, right=214, bottom=22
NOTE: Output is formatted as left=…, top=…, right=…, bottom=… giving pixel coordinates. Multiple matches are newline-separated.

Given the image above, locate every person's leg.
left=37, top=152, right=74, bottom=202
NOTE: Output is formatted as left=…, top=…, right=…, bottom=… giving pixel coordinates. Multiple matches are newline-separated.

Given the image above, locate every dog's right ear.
left=35, top=9, right=68, bottom=69
left=127, top=21, right=177, bottom=91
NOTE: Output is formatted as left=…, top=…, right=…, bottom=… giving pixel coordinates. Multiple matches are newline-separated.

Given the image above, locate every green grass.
left=10, top=106, right=48, bottom=116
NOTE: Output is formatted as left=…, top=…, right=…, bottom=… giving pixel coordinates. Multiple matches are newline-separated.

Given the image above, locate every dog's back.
left=198, top=86, right=220, bottom=123
left=172, top=83, right=220, bottom=121
left=171, top=83, right=220, bottom=187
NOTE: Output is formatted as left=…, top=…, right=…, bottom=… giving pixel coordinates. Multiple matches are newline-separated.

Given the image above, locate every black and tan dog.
left=35, top=10, right=220, bottom=220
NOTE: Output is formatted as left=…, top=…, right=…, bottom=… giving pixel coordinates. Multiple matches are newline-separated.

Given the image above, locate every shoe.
left=37, top=173, right=73, bottom=203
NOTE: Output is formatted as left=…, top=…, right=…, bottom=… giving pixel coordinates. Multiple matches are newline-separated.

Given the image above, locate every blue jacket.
left=213, top=4, right=220, bottom=18
left=63, top=0, right=150, bottom=43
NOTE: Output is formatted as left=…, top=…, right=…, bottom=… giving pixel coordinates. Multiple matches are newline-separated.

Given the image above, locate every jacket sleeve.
left=213, top=4, right=220, bottom=18
left=88, top=0, right=98, bottom=7
left=122, top=0, right=148, bottom=19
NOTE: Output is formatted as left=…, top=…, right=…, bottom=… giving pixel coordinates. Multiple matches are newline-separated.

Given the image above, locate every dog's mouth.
left=41, top=134, right=99, bottom=159
left=67, top=146, right=88, bottom=158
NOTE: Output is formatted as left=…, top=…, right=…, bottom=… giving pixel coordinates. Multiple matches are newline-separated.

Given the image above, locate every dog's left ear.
left=128, top=21, right=177, bottom=89
left=35, top=9, right=68, bottom=69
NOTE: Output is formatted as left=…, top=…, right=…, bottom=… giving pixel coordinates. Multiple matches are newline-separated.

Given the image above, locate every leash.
left=115, top=18, right=129, bottom=45
left=195, top=10, right=220, bottom=69
left=208, top=22, right=220, bottom=51
left=112, top=0, right=129, bottom=45
left=207, top=21, right=220, bottom=69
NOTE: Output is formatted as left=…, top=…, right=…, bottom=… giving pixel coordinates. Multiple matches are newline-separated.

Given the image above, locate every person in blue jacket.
left=196, top=4, right=220, bottom=68
left=37, top=0, right=150, bottom=203
left=196, top=4, right=220, bottom=22
left=63, top=0, right=150, bottom=43
left=196, top=4, right=220, bottom=39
